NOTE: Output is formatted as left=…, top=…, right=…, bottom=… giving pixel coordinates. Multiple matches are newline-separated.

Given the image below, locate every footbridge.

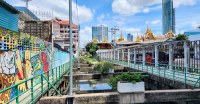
left=97, top=40, right=200, bottom=89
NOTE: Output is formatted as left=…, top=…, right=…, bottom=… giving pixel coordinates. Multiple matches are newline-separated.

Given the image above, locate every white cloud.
left=112, top=0, right=197, bottom=15
left=97, top=14, right=105, bottom=22
left=122, top=28, right=141, bottom=36
left=191, top=22, right=200, bottom=30
left=146, top=20, right=161, bottom=25
left=173, top=0, right=197, bottom=8
left=143, top=8, right=150, bottom=13
left=151, top=20, right=161, bottom=25
left=79, top=26, right=92, bottom=47
left=8, top=0, right=93, bottom=24
left=112, top=0, right=161, bottom=15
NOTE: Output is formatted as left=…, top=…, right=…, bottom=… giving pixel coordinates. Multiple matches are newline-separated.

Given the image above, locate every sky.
left=5, top=0, right=200, bottom=47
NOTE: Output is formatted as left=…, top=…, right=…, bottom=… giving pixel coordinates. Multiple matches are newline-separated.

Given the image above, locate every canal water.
left=74, top=79, right=113, bottom=94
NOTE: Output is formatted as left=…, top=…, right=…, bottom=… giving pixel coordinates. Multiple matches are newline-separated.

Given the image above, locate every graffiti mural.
left=0, top=27, right=54, bottom=104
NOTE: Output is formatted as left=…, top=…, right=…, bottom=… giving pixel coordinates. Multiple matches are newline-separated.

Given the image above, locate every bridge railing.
left=104, top=59, right=200, bottom=88
left=0, top=63, right=69, bottom=104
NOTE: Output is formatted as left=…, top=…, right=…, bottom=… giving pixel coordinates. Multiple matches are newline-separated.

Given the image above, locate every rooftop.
left=0, top=0, right=19, bottom=13
left=14, top=6, right=40, bottom=20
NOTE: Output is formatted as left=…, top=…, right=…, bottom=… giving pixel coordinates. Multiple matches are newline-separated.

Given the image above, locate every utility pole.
left=21, top=0, right=32, bottom=8
left=69, top=0, right=73, bottom=96
left=111, top=27, right=119, bottom=59
left=78, top=26, right=80, bottom=70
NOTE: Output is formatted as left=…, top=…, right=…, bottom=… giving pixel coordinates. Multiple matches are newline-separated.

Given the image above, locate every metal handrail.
left=103, top=59, right=200, bottom=89
left=0, top=63, right=69, bottom=104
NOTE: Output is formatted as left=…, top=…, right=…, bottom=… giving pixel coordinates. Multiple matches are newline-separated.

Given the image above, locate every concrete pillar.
left=128, top=49, right=130, bottom=66
left=107, top=52, right=108, bottom=59
left=122, top=49, right=124, bottom=61
left=184, top=41, right=189, bottom=71
left=134, top=48, right=136, bottom=64
left=155, top=45, right=159, bottom=67
left=111, top=51, right=112, bottom=60
left=142, top=47, right=146, bottom=66
left=113, top=50, right=115, bottom=60
left=104, top=52, right=106, bottom=59
left=169, top=44, right=173, bottom=70
left=118, top=50, right=120, bottom=60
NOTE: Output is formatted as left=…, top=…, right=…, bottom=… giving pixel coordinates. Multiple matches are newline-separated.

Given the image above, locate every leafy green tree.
left=175, top=34, right=188, bottom=41
left=85, top=42, right=98, bottom=57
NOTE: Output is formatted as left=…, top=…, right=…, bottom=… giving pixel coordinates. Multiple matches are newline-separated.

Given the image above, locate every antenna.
left=21, top=0, right=32, bottom=8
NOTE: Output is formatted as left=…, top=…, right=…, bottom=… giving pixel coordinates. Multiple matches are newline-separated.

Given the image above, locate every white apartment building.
left=52, top=18, right=79, bottom=54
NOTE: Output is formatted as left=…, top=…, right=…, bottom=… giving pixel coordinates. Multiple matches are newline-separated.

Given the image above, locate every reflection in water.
left=77, top=80, right=112, bottom=91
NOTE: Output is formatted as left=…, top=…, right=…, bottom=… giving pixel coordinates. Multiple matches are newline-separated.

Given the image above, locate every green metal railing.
left=102, top=58, right=200, bottom=89
left=0, top=63, right=70, bottom=104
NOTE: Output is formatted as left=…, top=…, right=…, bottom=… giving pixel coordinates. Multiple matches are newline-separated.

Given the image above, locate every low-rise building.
left=52, top=18, right=79, bottom=54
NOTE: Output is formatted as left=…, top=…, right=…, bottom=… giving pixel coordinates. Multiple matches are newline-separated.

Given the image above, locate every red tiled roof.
left=59, top=21, right=78, bottom=29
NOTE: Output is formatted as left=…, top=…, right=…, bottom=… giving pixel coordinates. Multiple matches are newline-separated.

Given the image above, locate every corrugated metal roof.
left=0, top=0, right=19, bottom=13
left=14, top=6, right=40, bottom=20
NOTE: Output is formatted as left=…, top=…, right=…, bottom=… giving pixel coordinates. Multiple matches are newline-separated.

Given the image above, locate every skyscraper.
left=127, top=33, right=133, bottom=42
left=92, top=25, right=108, bottom=42
left=162, top=0, right=175, bottom=35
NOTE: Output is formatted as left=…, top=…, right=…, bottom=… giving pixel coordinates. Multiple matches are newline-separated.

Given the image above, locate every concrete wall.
left=40, top=89, right=200, bottom=104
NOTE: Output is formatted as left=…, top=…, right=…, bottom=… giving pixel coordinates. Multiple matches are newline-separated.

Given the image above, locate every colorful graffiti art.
left=0, top=27, right=50, bottom=104
left=41, top=52, right=49, bottom=75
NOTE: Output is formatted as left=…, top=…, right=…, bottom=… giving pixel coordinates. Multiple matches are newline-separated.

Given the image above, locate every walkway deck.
left=107, top=60, right=200, bottom=88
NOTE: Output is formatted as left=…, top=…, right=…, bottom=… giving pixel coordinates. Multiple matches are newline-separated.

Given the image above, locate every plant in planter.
left=94, top=62, right=114, bottom=74
left=108, top=73, right=146, bottom=93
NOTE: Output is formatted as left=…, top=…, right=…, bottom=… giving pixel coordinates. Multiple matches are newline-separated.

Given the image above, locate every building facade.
left=127, top=33, right=133, bottom=42
left=162, top=0, right=175, bottom=34
left=23, top=20, right=52, bottom=41
left=52, top=18, right=79, bottom=54
left=92, top=25, right=108, bottom=42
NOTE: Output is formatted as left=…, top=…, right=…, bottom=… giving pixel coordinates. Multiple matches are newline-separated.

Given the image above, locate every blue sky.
left=5, top=0, right=200, bottom=47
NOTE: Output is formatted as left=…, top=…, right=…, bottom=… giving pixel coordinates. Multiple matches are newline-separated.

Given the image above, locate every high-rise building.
left=162, top=0, right=175, bottom=35
left=92, top=25, right=108, bottom=42
left=127, top=33, right=133, bottom=42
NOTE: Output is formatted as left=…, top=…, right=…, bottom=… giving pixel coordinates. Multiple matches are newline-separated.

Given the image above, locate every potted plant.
left=108, top=73, right=145, bottom=93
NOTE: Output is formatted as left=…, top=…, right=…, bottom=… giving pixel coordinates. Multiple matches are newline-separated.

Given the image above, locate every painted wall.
left=0, top=27, right=69, bottom=103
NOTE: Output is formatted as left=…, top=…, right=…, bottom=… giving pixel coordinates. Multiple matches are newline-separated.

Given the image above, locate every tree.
left=85, top=42, right=98, bottom=57
left=174, top=33, right=188, bottom=41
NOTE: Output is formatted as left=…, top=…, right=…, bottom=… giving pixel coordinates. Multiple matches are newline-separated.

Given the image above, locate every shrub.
left=81, top=56, right=97, bottom=65
left=94, top=62, right=114, bottom=74
left=175, top=34, right=188, bottom=41
left=108, top=73, right=145, bottom=90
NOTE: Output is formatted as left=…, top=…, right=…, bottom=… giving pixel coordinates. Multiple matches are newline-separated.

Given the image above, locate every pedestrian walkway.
left=106, top=60, right=200, bottom=88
